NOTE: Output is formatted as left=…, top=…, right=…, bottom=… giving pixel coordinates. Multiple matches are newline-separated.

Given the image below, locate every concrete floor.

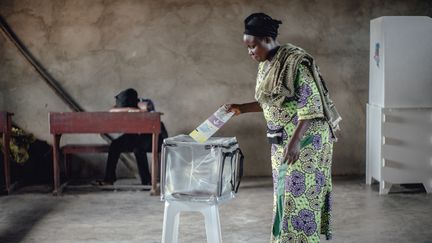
left=0, top=178, right=431, bottom=243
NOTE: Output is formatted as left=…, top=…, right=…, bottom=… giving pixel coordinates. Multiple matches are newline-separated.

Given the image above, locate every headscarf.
left=244, top=13, right=282, bottom=39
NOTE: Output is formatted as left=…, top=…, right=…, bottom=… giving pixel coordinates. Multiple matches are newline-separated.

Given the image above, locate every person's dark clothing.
left=104, top=123, right=168, bottom=185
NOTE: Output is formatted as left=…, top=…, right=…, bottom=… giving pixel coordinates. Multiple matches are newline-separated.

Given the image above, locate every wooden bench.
left=49, top=112, right=161, bottom=195
left=62, top=144, right=109, bottom=180
left=0, top=112, right=14, bottom=194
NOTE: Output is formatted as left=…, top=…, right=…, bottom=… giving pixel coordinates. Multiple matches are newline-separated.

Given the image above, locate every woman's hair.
left=244, top=13, right=282, bottom=39
left=115, top=88, right=139, bottom=108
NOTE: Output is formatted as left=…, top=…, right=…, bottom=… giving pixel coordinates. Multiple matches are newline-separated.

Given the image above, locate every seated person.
left=93, top=88, right=168, bottom=186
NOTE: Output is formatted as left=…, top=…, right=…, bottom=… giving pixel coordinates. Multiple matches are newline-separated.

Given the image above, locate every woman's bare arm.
left=283, top=119, right=311, bottom=164
left=109, top=107, right=141, bottom=112
left=226, top=101, right=262, bottom=115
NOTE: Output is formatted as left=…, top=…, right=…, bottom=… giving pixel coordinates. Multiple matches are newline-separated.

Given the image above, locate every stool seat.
left=62, top=144, right=110, bottom=154
left=162, top=200, right=222, bottom=243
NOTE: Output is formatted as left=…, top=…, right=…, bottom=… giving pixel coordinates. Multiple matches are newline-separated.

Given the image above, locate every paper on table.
left=189, top=105, right=234, bottom=143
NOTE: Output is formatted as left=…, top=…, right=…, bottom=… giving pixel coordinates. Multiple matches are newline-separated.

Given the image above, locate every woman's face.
left=243, top=34, right=270, bottom=62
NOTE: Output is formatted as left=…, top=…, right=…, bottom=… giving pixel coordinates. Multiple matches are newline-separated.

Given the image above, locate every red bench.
left=62, top=144, right=110, bottom=180
left=49, top=112, right=161, bottom=195
left=0, top=112, right=13, bottom=194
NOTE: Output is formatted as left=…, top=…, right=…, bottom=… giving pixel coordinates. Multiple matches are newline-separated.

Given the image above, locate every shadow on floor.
left=0, top=198, right=59, bottom=243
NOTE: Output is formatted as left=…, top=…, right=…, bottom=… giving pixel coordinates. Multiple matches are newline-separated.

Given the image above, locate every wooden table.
left=49, top=112, right=161, bottom=195
left=0, top=112, right=13, bottom=194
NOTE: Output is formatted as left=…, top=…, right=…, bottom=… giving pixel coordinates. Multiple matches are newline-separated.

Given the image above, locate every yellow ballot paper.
left=190, top=105, right=234, bottom=143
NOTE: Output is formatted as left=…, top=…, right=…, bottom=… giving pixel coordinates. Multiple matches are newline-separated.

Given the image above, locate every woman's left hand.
left=283, top=139, right=300, bottom=164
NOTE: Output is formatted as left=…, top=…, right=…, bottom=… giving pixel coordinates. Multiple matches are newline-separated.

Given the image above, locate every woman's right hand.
left=225, top=104, right=243, bottom=116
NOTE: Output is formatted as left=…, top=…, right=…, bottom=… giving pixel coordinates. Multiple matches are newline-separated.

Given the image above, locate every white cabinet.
left=366, top=16, right=432, bottom=194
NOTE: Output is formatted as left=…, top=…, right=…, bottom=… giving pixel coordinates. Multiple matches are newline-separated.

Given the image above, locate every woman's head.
left=243, top=13, right=282, bottom=62
left=115, top=88, right=139, bottom=108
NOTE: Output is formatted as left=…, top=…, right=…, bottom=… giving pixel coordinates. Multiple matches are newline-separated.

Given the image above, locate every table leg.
left=3, top=127, right=11, bottom=194
left=150, top=132, right=160, bottom=196
left=52, top=134, right=61, bottom=195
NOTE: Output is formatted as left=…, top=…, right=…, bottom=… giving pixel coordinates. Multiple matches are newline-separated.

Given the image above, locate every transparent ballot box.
left=161, top=135, right=244, bottom=203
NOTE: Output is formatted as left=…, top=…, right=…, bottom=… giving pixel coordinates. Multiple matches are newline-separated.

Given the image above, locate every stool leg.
left=203, top=205, right=222, bottom=243
left=162, top=201, right=180, bottom=243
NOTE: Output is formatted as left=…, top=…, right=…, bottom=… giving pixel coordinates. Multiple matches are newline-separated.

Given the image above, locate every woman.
left=227, top=13, right=340, bottom=242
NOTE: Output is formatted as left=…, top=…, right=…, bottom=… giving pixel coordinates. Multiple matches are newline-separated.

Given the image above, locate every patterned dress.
left=256, top=62, right=333, bottom=243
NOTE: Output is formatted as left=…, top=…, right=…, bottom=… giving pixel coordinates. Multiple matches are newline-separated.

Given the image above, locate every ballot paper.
left=189, top=105, right=234, bottom=143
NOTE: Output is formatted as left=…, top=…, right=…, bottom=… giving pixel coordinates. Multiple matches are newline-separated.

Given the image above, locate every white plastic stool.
left=161, top=200, right=222, bottom=243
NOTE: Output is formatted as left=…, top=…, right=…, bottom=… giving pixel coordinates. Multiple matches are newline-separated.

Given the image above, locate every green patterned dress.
left=256, top=62, right=333, bottom=243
